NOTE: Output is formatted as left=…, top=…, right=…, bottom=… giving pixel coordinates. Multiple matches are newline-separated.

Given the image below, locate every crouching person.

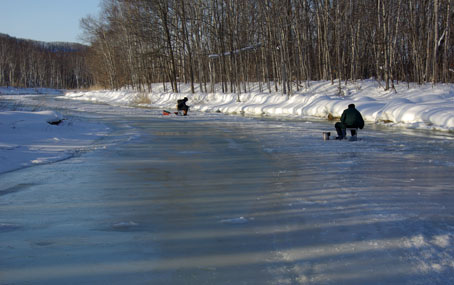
left=335, top=104, right=364, bottom=140
left=177, top=97, right=189, bottom=116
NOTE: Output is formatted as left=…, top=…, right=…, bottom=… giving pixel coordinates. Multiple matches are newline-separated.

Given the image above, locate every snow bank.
left=65, top=80, right=454, bottom=132
left=0, top=110, right=109, bottom=174
left=64, top=89, right=138, bottom=105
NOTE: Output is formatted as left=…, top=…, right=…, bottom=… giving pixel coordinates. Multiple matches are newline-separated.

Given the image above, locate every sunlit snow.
left=65, top=80, right=454, bottom=132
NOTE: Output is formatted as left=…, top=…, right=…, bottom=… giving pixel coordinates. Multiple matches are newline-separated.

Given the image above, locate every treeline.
left=0, top=34, right=92, bottom=89
left=83, top=0, right=454, bottom=94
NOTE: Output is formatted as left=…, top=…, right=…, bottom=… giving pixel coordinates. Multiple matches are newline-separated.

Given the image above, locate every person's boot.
left=336, top=129, right=346, bottom=140
left=335, top=125, right=344, bottom=140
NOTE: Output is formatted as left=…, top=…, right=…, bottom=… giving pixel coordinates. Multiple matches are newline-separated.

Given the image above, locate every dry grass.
left=378, top=119, right=394, bottom=124
left=70, top=84, right=105, bottom=92
left=133, top=93, right=151, bottom=105
left=85, top=84, right=106, bottom=91
left=327, top=113, right=340, bottom=121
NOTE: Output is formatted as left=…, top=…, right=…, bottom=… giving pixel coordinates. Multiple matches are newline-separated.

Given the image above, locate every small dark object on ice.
left=47, top=119, right=64, bottom=125
left=323, top=132, right=330, bottom=140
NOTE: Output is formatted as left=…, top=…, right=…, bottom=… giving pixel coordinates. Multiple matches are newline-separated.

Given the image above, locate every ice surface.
left=0, top=109, right=109, bottom=174
left=0, top=87, right=62, bottom=95
left=0, top=91, right=453, bottom=284
left=220, top=217, right=250, bottom=224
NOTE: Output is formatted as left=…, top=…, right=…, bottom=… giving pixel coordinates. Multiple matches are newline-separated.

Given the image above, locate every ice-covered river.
left=1, top=95, right=454, bottom=284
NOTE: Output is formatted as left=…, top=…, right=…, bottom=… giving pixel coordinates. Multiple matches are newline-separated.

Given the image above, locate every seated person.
left=335, top=104, right=364, bottom=140
left=177, top=97, right=189, bottom=116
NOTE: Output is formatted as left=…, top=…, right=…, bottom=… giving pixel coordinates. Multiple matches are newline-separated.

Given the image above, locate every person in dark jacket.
left=335, top=104, right=364, bottom=140
left=177, top=97, right=189, bottom=116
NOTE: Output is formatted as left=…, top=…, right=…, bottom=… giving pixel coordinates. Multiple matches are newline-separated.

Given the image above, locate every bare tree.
left=76, top=0, right=454, bottom=92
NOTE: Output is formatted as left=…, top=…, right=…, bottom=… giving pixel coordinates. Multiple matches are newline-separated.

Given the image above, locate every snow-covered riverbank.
left=65, top=80, right=454, bottom=132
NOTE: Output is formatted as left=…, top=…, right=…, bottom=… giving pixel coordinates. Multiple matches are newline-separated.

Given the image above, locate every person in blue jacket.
left=335, top=104, right=364, bottom=140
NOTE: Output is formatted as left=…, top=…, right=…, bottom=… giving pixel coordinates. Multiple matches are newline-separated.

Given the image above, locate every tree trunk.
left=433, top=0, right=439, bottom=84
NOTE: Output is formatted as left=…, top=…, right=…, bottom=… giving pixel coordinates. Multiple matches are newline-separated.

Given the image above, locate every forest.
left=79, top=0, right=454, bottom=94
left=0, top=33, right=92, bottom=89
left=2, top=0, right=454, bottom=93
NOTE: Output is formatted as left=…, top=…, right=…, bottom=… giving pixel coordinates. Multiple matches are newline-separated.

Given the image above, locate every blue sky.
left=0, top=0, right=101, bottom=43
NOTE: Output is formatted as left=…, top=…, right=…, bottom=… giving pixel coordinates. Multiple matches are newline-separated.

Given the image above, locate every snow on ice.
left=0, top=105, right=109, bottom=174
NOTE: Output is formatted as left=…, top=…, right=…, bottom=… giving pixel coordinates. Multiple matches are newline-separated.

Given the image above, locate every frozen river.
left=1, top=95, right=454, bottom=284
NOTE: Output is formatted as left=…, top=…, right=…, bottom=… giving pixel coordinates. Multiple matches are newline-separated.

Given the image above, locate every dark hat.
left=348, top=103, right=355, bottom=108
left=183, top=97, right=188, bottom=101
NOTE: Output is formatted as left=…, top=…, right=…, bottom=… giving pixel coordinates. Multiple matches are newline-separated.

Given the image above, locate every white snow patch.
left=111, top=221, right=139, bottom=229
left=220, top=216, right=250, bottom=224
left=432, top=234, right=451, bottom=248
left=0, top=110, right=109, bottom=174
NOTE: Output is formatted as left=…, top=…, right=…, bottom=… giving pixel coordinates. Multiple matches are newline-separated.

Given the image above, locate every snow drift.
left=64, top=80, right=454, bottom=132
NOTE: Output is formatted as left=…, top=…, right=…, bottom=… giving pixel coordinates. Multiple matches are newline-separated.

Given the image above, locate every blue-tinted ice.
left=1, top=95, right=454, bottom=284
